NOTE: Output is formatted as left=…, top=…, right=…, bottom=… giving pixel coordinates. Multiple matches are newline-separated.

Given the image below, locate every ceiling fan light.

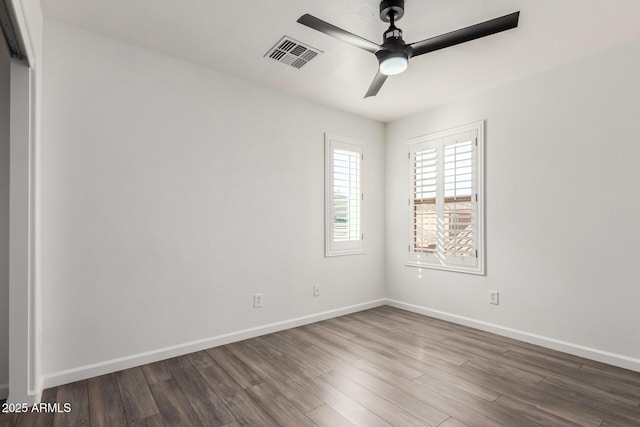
left=379, top=53, right=408, bottom=75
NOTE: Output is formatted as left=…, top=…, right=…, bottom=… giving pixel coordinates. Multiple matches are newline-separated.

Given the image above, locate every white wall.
left=0, top=31, right=11, bottom=398
left=40, top=20, right=385, bottom=383
left=386, top=38, right=640, bottom=368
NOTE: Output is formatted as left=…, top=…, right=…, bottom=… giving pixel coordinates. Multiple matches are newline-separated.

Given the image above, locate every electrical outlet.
left=253, top=293, right=263, bottom=308
left=489, top=290, right=499, bottom=305
left=313, top=284, right=320, bottom=297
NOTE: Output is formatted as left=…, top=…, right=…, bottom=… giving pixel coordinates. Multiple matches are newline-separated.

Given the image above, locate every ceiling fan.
left=297, top=0, right=520, bottom=98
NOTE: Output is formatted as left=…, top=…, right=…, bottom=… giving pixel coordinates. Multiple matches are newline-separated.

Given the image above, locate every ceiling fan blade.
left=410, top=11, right=520, bottom=57
left=297, top=14, right=381, bottom=54
left=364, top=71, right=389, bottom=98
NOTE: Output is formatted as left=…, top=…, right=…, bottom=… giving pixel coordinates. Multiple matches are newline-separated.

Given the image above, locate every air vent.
left=265, top=36, right=322, bottom=69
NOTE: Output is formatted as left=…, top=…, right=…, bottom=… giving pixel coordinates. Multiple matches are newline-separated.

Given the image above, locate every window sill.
left=405, top=261, right=485, bottom=276
left=326, top=249, right=366, bottom=257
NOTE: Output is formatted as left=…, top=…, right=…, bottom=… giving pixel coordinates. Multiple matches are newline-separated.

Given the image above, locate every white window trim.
left=325, top=133, right=365, bottom=257
left=405, top=121, right=485, bottom=275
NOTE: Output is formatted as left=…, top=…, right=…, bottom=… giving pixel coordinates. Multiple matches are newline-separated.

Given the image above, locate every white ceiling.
left=40, top=0, right=640, bottom=123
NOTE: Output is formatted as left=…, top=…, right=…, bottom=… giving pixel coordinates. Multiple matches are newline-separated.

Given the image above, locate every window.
left=325, top=134, right=364, bottom=256
left=407, top=121, right=484, bottom=274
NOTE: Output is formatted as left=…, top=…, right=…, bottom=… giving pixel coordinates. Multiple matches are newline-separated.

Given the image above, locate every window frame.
left=406, top=121, right=485, bottom=275
left=325, top=133, right=365, bottom=257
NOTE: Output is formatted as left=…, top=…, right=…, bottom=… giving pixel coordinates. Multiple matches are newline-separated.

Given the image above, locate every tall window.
left=407, top=121, right=484, bottom=274
left=325, top=134, right=364, bottom=256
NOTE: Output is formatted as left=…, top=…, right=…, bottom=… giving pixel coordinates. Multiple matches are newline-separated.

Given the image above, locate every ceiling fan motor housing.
left=378, top=17, right=414, bottom=62
left=377, top=32, right=413, bottom=59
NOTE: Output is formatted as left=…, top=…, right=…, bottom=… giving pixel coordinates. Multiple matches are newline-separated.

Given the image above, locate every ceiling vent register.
left=265, top=36, right=322, bottom=69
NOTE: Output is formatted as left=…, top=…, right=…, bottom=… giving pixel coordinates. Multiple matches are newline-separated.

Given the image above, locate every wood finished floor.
left=3, top=306, right=640, bottom=426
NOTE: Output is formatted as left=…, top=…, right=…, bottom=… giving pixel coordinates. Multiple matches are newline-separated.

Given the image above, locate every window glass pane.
left=444, top=141, right=473, bottom=198
left=444, top=200, right=474, bottom=257
left=414, top=200, right=436, bottom=252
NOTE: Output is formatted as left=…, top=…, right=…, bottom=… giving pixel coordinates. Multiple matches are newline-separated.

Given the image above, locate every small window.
left=325, top=134, right=364, bottom=256
left=407, top=121, right=484, bottom=274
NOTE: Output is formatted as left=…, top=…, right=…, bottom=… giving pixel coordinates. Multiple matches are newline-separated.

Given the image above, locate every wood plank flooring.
left=3, top=306, right=640, bottom=426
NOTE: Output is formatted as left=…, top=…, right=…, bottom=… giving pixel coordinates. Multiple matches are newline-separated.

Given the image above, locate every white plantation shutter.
left=413, top=147, right=437, bottom=253
left=407, top=122, right=484, bottom=274
left=326, top=134, right=365, bottom=256
left=443, top=139, right=474, bottom=258
left=333, top=148, right=361, bottom=242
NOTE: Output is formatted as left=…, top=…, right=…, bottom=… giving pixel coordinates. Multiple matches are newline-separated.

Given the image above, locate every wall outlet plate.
left=253, top=293, right=263, bottom=308
left=489, top=290, right=499, bottom=305
left=313, top=284, right=320, bottom=297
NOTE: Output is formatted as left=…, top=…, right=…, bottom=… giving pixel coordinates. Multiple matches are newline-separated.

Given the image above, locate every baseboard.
left=385, top=299, right=640, bottom=373
left=42, top=299, right=386, bottom=389
left=1, top=385, right=41, bottom=404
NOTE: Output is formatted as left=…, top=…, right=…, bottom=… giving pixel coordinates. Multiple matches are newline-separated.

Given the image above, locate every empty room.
left=2, top=0, right=640, bottom=425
